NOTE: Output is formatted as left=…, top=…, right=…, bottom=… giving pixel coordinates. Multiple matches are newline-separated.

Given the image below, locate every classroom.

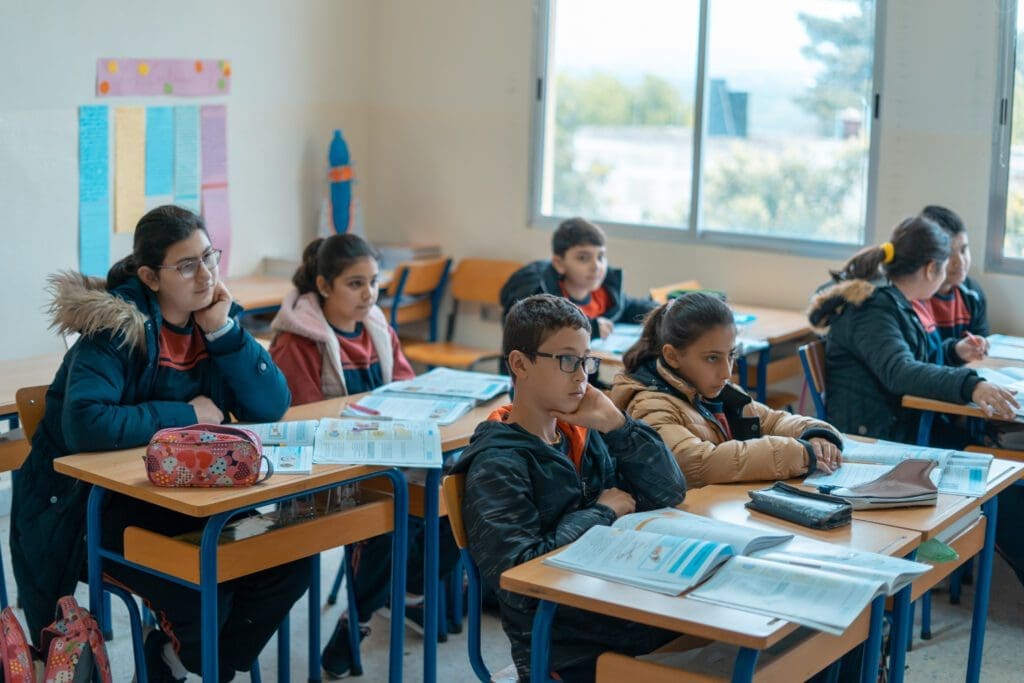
left=2, top=0, right=1024, bottom=681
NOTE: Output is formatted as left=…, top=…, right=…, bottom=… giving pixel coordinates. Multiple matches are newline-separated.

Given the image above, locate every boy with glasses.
left=452, top=294, right=686, bottom=682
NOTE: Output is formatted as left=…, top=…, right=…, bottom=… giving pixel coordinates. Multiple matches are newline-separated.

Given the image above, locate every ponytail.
left=622, top=292, right=735, bottom=374
left=106, top=254, right=138, bottom=290
left=291, top=234, right=378, bottom=302
left=830, top=216, right=950, bottom=283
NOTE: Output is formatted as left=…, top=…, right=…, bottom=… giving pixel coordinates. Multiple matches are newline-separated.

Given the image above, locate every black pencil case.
left=745, top=482, right=852, bottom=530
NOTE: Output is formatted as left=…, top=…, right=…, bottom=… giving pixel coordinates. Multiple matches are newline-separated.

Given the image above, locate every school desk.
left=226, top=271, right=395, bottom=317
left=0, top=351, right=62, bottom=421
left=501, top=498, right=918, bottom=683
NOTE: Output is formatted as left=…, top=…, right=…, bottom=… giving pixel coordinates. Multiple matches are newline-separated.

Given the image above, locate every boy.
left=500, top=217, right=657, bottom=339
left=452, top=294, right=686, bottom=681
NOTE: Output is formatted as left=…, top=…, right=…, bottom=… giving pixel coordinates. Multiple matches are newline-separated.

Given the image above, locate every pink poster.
left=200, top=105, right=231, bottom=274
left=97, top=58, right=231, bottom=97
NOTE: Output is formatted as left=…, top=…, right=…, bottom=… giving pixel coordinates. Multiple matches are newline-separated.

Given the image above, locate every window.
left=990, top=0, right=1024, bottom=272
left=532, top=0, right=880, bottom=251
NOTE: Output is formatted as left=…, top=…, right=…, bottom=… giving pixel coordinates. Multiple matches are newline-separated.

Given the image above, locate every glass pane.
left=700, top=0, right=875, bottom=244
left=540, top=0, right=700, bottom=228
left=1006, top=6, right=1024, bottom=258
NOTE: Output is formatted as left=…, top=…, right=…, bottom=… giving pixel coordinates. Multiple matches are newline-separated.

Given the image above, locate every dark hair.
left=552, top=217, right=606, bottom=257
left=106, top=205, right=209, bottom=289
left=292, top=234, right=378, bottom=300
left=503, top=294, right=590, bottom=381
left=622, top=292, right=734, bottom=373
left=829, top=216, right=951, bottom=283
left=920, top=205, right=966, bottom=236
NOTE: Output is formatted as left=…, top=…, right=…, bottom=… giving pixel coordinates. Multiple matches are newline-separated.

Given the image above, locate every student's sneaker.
left=140, top=630, right=186, bottom=683
left=322, top=619, right=370, bottom=680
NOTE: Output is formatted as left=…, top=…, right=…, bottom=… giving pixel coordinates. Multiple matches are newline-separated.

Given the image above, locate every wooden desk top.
left=0, top=352, right=64, bottom=416
left=224, top=275, right=294, bottom=312
left=53, top=393, right=505, bottom=517
left=731, top=304, right=812, bottom=346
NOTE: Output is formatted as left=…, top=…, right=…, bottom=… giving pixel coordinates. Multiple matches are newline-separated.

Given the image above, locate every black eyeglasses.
left=154, top=249, right=222, bottom=280
left=532, top=352, right=601, bottom=375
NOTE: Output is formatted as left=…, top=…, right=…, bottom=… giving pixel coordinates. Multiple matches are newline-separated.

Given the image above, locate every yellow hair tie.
left=880, top=242, right=895, bottom=265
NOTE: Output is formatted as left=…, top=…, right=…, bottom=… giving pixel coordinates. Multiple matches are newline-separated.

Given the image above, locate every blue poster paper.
left=145, top=106, right=174, bottom=198
left=79, top=105, right=110, bottom=277
left=173, top=106, right=200, bottom=212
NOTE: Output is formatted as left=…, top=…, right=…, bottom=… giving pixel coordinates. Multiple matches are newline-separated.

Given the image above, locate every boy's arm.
left=617, top=295, right=659, bottom=326
left=463, top=452, right=616, bottom=586
left=603, top=415, right=686, bottom=510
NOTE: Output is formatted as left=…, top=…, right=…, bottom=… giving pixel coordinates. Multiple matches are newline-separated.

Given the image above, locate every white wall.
left=361, top=0, right=1023, bottom=346
left=0, top=0, right=372, bottom=360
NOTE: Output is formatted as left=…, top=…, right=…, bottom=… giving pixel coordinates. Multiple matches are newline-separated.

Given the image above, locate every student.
left=912, top=205, right=989, bottom=357
left=269, top=234, right=455, bottom=679
left=269, top=233, right=415, bottom=404
left=453, top=294, right=686, bottom=681
left=807, top=216, right=1018, bottom=447
left=610, top=292, right=844, bottom=488
left=10, top=206, right=306, bottom=683
left=499, top=217, right=657, bottom=340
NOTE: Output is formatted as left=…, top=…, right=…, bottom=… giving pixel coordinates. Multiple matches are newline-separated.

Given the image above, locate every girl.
left=269, top=234, right=414, bottom=404
left=11, top=206, right=307, bottom=682
left=270, top=235, right=453, bottom=679
left=611, top=292, right=843, bottom=488
left=807, top=216, right=1017, bottom=447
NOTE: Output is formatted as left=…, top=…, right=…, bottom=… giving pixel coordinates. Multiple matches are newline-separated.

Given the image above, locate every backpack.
left=1, top=596, right=112, bottom=683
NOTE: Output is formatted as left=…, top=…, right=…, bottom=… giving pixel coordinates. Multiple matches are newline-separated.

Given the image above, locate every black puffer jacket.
left=499, top=260, right=657, bottom=338
left=807, top=280, right=983, bottom=443
left=451, top=406, right=685, bottom=678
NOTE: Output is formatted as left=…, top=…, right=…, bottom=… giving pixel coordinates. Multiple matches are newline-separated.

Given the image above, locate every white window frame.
left=987, top=0, right=1024, bottom=275
left=528, top=0, right=886, bottom=259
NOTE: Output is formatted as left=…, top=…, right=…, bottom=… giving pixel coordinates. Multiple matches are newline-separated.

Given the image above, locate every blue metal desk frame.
left=85, top=467, right=410, bottom=682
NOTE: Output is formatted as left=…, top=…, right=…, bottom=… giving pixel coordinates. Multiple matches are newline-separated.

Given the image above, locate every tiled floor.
left=2, top=516, right=1022, bottom=682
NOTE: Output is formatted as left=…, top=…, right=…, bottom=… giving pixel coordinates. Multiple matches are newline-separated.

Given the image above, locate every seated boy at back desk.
left=500, top=217, right=657, bottom=340
left=452, top=294, right=686, bottom=682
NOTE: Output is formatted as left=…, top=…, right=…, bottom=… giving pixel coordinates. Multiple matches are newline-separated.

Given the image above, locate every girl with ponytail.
left=808, top=216, right=1018, bottom=446
left=611, top=292, right=844, bottom=488
left=269, top=233, right=414, bottom=405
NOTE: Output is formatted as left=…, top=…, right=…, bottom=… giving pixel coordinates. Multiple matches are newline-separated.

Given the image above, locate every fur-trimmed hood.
left=46, top=271, right=150, bottom=353
left=806, top=279, right=876, bottom=335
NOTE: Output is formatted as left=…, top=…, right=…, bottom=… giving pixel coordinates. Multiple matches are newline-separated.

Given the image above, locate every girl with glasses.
left=11, top=205, right=306, bottom=682
left=610, top=292, right=845, bottom=489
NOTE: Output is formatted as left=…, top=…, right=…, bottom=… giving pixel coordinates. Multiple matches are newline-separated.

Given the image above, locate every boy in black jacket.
left=452, top=294, right=686, bottom=681
left=500, top=217, right=657, bottom=340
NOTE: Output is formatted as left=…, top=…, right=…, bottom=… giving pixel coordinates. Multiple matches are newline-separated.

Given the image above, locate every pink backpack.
left=1, top=596, right=112, bottom=683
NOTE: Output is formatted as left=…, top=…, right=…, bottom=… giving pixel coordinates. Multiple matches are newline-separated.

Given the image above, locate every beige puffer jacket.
left=609, top=358, right=842, bottom=488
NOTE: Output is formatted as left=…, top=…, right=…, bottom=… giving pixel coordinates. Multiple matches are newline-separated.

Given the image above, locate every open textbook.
left=244, top=420, right=318, bottom=474
left=343, top=394, right=475, bottom=426
left=987, top=334, right=1024, bottom=362
left=975, top=367, right=1024, bottom=418
left=374, top=368, right=510, bottom=404
left=804, top=439, right=992, bottom=497
left=543, top=509, right=793, bottom=595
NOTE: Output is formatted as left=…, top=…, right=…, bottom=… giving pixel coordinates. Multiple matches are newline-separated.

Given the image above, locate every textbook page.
left=754, top=543, right=930, bottom=594
left=543, top=525, right=735, bottom=595
left=347, top=394, right=474, bottom=425
left=379, top=368, right=510, bottom=403
left=975, top=368, right=1024, bottom=417
left=590, top=324, right=642, bottom=355
left=689, top=556, right=883, bottom=635
left=313, top=418, right=443, bottom=468
left=987, top=334, right=1024, bottom=361
left=245, top=420, right=319, bottom=474
left=613, top=508, right=792, bottom=555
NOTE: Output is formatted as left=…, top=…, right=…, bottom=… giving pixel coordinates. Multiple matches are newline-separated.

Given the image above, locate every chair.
left=403, top=258, right=523, bottom=370
left=442, top=474, right=491, bottom=682
left=378, top=257, right=452, bottom=341
left=798, top=340, right=827, bottom=420
left=4, top=387, right=47, bottom=610
left=649, top=280, right=702, bottom=305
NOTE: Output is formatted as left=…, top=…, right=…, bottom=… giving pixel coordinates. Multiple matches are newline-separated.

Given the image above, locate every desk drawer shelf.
left=123, top=492, right=394, bottom=584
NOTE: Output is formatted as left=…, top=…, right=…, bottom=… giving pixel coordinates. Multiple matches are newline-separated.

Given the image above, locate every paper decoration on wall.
left=78, top=106, right=110, bottom=277
left=145, top=106, right=174, bottom=206
left=96, top=58, right=231, bottom=97
left=173, top=106, right=201, bottom=213
left=114, top=107, right=146, bottom=234
left=329, top=130, right=354, bottom=233
left=201, top=104, right=231, bottom=274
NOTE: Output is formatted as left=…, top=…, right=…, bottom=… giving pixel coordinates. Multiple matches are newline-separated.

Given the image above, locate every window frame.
left=528, top=0, right=887, bottom=260
left=987, top=0, right=1024, bottom=275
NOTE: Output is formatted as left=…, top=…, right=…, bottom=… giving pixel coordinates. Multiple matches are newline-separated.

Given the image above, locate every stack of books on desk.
left=344, top=368, right=510, bottom=425
left=371, top=242, right=442, bottom=271
left=545, top=507, right=930, bottom=635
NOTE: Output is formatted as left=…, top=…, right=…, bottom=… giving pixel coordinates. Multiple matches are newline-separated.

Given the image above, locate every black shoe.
left=143, top=630, right=185, bottom=683
left=322, top=619, right=369, bottom=679
left=402, top=602, right=448, bottom=643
